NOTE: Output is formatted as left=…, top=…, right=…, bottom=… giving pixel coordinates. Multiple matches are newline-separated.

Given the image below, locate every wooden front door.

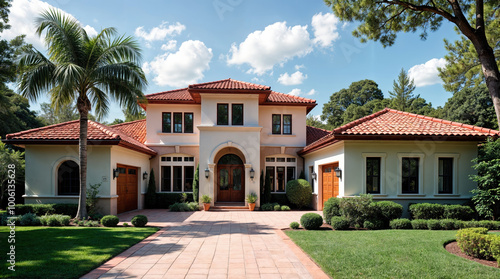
left=217, top=165, right=245, bottom=202
left=322, top=163, right=339, bottom=206
left=116, top=164, right=138, bottom=214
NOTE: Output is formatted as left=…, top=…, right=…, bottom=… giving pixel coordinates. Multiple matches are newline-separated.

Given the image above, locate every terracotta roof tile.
left=5, top=120, right=156, bottom=156
left=188, top=78, right=270, bottom=90
left=146, top=88, right=192, bottom=102
left=299, top=108, right=500, bottom=155
left=266, top=91, right=316, bottom=104
left=306, top=126, right=330, bottom=145
left=110, top=119, right=146, bottom=144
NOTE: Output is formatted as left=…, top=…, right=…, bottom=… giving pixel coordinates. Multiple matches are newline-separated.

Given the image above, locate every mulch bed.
left=445, top=241, right=498, bottom=268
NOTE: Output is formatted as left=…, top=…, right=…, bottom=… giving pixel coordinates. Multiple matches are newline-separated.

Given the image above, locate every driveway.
left=82, top=209, right=329, bottom=279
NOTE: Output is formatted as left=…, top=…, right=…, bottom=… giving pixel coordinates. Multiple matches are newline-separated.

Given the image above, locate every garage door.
left=116, top=164, right=138, bottom=214
left=322, top=163, right=339, bottom=207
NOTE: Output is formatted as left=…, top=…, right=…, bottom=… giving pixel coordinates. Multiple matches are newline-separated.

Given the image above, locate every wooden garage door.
left=322, top=163, right=339, bottom=206
left=116, top=164, right=138, bottom=214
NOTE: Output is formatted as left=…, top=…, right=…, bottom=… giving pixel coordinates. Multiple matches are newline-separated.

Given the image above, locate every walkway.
left=82, top=209, right=329, bottom=279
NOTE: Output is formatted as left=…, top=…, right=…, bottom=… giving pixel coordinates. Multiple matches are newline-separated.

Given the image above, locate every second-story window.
left=161, top=112, right=194, bottom=133
left=217, top=104, right=229, bottom=125
left=173, top=113, right=182, bottom=133
left=232, top=104, right=243, bottom=125
left=272, top=114, right=292, bottom=134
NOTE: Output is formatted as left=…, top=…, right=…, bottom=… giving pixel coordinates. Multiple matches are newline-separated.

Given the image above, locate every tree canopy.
left=389, top=68, right=416, bottom=111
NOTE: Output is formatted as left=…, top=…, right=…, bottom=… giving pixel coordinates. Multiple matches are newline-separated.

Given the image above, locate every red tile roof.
left=111, top=119, right=146, bottom=144
left=188, top=78, right=270, bottom=90
left=145, top=79, right=316, bottom=111
left=5, top=120, right=156, bottom=156
left=306, top=126, right=330, bottom=145
left=299, top=108, right=500, bottom=155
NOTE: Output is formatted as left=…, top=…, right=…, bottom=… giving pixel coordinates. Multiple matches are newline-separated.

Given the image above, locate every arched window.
left=218, top=154, right=243, bottom=165
left=58, top=160, right=79, bottom=195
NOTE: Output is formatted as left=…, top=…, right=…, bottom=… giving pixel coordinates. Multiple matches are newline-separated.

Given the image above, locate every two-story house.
left=5, top=78, right=499, bottom=214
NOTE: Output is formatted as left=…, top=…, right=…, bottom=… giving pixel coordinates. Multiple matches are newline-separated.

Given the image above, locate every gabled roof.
left=144, top=78, right=317, bottom=112
left=299, top=108, right=500, bottom=155
left=306, top=126, right=330, bottom=145
left=110, top=119, right=146, bottom=144
left=4, top=120, right=156, bottom=156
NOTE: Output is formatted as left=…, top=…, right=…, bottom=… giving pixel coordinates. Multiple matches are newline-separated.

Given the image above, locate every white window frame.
left=159, top=154, right=195, bottom=193
left=362, top=153, right=387, bottom=195
left=264, top=155, right=297, bottom=193
left=397, top=153, right=425, bottom=196
left=434, top=154, right=460, bottom=196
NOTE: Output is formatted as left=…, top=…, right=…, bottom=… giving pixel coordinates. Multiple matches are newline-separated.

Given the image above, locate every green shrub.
left=19, top=213, right=41, bottom=226
left=261, top=203, right=277, bottom=211
left=123, top=222, right=129, bottom=227
left=339, top=195, right=380, bottom=227
left=300, top=213, right=323, bottom=230
left=57, top=215, right=71, bottom=226
left=439, top=219, right=458, bottom=230
left=444, top=205, right=474, bottom=221
left=411, top=219, right=428, bottom=230
left=286, top=179, right=312, bottom=209
left=40, top=214, right=70, bottom=226
left=323, top=197, right=341, bottom=225
left=145, top=169, right=157, bottom=209
left=100, top=215, right=119, bottom=227
left=409, top=203, right=445, bottom=219
left=52, top=204, right=78, bottom=217
left=331, top=216, right=350, bottom=230
left=169, top=202, right=190, bottom=212
left=2, top=215, right=20, bottom=226
left=456, top=228, right=496, bottom=260
left=271, top=193, right=290, bottom=206
left=290, top=222, right=300, bottom=230
left=390, top=218, right=412, bottom=229
left=187, top=202, right=200, bottom=211
left=89, top=213, right=104, bottom=221
left=193, top=165, right=199, bottom=203
left=491, top=237, right=500, bottom=267
left=131, top=215, right=148, bottom=227
left=376, top=201, right=403, bottom=224
left=281, top=205, right=291, bottom=211
left=364, top=220, right=384, bottom=230
left=273, top=204, right=281, bottom=211
left=15, top=204, right=55, bottom=216
left=427, top=219, right=441, bottom=230
left=478, top=220, right=500, bottom=230
left=154, top=193, right=194, bottom=209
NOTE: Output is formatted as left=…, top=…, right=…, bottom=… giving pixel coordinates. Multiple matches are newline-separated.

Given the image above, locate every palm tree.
left=17, top=9, right=147, bottom=219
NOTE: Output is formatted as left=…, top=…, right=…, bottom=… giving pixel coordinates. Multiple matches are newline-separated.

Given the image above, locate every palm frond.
left=88, top=86, right=110, bottom=120
left=17, top=49, right=55, bottom=101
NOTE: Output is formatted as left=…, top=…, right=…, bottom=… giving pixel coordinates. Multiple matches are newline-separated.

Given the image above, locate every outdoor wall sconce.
left=250, top=168, right=255, bottom=180
left=205, top=168, right=210, bottom=179
left=311, top=172, right=317, bottom=180
left=143, top=171, right=148, bottom=180
left=334, top=167, right=342, bottom=179
left=113, top=168, right=120, bottom=179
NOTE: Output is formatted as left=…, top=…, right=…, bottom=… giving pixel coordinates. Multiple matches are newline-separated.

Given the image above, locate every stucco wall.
left=145, top=104, right=201, bottom=145
left=200, top=94, right=259, bottom=126
left=259, top=106, right=307, bottom=147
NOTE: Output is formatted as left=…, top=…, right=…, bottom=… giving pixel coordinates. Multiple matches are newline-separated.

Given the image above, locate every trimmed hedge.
left=261, top=203, right=278, bottom=211
left=364, top=220, right=384, bottom=230
left=286, top=179, right=312, bottom=209
left=444, top=205, right=475, bottom=221
left=323, top=197, right=341, bottom=225
left=131, top=215, right=148, bottom=227
left=281, top=205, right=291, bottom=211
left=100, top=215, right=119, bottom=227
left=390, top=218, right=412, bottom=229
left=40, top=214, right=71, bottom=226
left=169, top=202, right=199, bottom=212
left=339, top=195, right=380, bottom=228
left=290, top=222, right=300, bottom=230
left=411, top=219, right=428, bottom=230
left=331, top=216, right=350, bottom=230
left=376, top=201, right=403, bottom=224
left=439, top=219, right=458, bottom=230
left=409, top=203, right=445, bottom=220
left=456, top=228, right=497, bottom=260
left=427, top=219, right=441, bottom=230
left=300, top=213, right=323, bottom=230
left=14, top=204, right=78, bottom=217
left=154, top=193, right=194, bottom=209
left=19, top=213, right=41, bottom=226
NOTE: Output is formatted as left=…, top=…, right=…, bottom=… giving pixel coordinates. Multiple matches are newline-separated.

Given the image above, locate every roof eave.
left=333, top=134, right=498, bottom=141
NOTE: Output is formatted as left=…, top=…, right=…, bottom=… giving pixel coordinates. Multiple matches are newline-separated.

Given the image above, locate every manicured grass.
left=286, top=230, right=500, bottom=278
left=0, top=226, right=158, bottom=278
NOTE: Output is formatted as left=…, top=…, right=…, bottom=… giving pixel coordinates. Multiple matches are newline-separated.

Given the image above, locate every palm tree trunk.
left=75, top=97, right=90, bottom=220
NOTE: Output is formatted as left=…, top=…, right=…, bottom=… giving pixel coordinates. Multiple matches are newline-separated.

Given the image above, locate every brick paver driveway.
left=82, top=209, right=329, bottom=279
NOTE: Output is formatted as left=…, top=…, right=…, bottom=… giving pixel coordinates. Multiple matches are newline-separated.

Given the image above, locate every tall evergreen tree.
left=389, top=68, right=416, bottom=111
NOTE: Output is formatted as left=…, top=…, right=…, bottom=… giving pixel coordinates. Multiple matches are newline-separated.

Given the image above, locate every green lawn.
left=286, top=230, right=500, bottom=279
left=0, top=226, right=158, bottom=278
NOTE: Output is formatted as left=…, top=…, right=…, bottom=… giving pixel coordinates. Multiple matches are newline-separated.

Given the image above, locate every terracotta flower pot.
left=248, top=203, right=256, bottom=211
left=203, top=203, right=210, bottom=211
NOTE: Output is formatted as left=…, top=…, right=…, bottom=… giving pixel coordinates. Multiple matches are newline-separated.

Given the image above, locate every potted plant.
left=245, top=192, right=258, bottom=211
left=201, top=194, right=212, bottom=211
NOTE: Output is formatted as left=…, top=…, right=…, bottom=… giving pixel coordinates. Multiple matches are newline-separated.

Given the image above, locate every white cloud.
left=311, top=12, right=340, bottom=48
left=408, top=58, right=447, bottom=87
left=306, top=89, right=316, bottom=96
left=3, top=0, right=98, bottom=49
left=83, top=25, right=98, bottom=37
left=135, top=22, right=185, bottom=42
left=295, top=64, right=305, bottom=70
left=278, top=71, right=307, bottom=85
left=161, top=40, right=177, bottom=51
left=226, top=21, right=312, bottom=75
left=287, top=88, right=316, bottom=97
left=143, top=40, right=213, bottom=87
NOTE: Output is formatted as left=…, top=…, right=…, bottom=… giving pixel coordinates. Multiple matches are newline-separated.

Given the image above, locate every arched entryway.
left=217, top=154, right=245, bottom=202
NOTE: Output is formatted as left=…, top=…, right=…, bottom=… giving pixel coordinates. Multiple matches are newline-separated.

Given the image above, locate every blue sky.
left=5, top=0, right=461, bottom=123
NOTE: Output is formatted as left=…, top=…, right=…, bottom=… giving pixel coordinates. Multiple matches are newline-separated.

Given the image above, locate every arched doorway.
left=217, top=154, right=245, bottom=202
